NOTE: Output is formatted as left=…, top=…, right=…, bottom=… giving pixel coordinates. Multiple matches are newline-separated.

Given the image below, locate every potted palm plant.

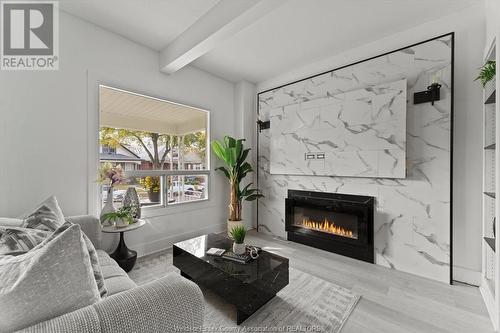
left=212, top=136, right=263, bottom=234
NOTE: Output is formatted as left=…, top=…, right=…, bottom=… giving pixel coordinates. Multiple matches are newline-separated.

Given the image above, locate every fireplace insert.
left=285, top=190, right=374, bottom=263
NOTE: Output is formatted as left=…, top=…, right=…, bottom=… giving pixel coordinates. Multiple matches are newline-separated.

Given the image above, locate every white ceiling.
left=61, top=0, right=479, bottom=83
left=59, top=0, right=220, bottom=50
left=192, top=0, right=479, bottom=83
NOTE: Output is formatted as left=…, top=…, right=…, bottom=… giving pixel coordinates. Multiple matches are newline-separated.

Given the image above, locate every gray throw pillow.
left=0, top=223, right=100, bottom=332
left=0, top=227, right=49, bottom=256
left=79, top=227, right=107, bottom=298
left=15, top=197, right=107, bottom=298
left=21, top=196, right=65, bottom=231
left=45, top=221, right=108, bottom=298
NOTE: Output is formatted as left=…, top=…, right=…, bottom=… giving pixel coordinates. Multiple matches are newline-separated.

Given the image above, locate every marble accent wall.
left=258, top=35, right=452, bottom=283
left=269, top=79, right=407, bottom=178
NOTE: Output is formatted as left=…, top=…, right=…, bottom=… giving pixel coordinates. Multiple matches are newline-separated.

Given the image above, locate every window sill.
left=140, top=198, right=215, bottom=219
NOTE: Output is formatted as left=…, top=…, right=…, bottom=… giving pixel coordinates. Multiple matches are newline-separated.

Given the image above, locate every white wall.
left=257, top=4, right=485, bottom=284
left=0, top=11, right=235, bottom=255
left=485, top=0, right=499, bottom=51
left=234, top=80, right=257, bottom=229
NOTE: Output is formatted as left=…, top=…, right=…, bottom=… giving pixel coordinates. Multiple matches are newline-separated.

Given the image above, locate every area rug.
left=129, top=252, right=359, bottom=332
left=202, top=268, right=359, bottom=333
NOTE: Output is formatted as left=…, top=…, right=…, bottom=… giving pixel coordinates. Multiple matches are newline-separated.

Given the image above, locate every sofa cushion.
left=104, top=275, right=138, bottom=296
left=97, top=250, right=117, bottom=266
left=0, top=223, right=100, bottom=332
left=21, top=196, right=65, bottom=232
left=0, top=227, right=49, bottom=255
left=97, top=250, right=137, bottom=296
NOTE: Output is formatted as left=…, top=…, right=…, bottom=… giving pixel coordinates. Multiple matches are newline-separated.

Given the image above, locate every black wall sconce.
left=257, top=120, right=270, bottom=132
left=414, top=82, right=442, bottom=105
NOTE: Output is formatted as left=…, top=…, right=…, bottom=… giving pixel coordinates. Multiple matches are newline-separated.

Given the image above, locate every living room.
left=0, top=0, right=498, bottom=332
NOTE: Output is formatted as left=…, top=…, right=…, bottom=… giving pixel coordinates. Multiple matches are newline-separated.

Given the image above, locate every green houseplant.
left=101, top=207, right=135, bottom=228
left=475, top=60, right=496, bottom=87
left=212, top=136, right=263, bottom=233
left=229, top=225, right=247, bottom=255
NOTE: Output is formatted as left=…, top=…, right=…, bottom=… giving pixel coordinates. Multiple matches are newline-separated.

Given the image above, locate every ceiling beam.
left=159, top=0, right=285, bottom=75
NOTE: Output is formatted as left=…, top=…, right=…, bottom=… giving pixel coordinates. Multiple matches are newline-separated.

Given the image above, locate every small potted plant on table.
left=102, top=207, right=135, bottom=228
left=229, top=225, right=247, bottom=255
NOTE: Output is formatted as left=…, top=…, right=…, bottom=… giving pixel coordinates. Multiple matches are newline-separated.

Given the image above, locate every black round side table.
left=102, top=219, right=146, bottom=272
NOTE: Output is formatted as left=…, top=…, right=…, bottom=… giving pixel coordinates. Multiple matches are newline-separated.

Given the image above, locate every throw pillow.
left=0, top=218, right=23, bottom=227
left=80, top=227, right=107, bottom=298
left=0, top=227, right=49, bottom=256
left=21, top=196, right=65, bottom=231
left=0, top=223, right=100, bottom=332
left=51, top=221, right=108, bottom=298
left=38, top=220, right=108, bottom=298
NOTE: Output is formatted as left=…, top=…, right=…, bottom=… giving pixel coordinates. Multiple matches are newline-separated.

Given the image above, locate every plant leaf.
left=245, top=193, right=264, bottom=201
left=475, top=60, right=496, bottom=87
left=240, top=183, right=252, bottom=196
left=235, top=139, right=243, bottom=161
left=225, top=136, right=236, bottom=148
left=238, top=148, right=250, bottom=167
left=244, top=188, right=258, bottom=196
left=215, top=166, right=231, bottom=179
left=237, top=162, right=253, bottom=182
left=212, top=140, right=229, bottom=165
left=227, top=146, right=237, bottom=167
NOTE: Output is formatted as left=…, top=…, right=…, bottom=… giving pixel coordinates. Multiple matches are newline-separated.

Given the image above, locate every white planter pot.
left=114, top=219, right=129, bottom=228
left=233, top=242, right=246, bottom=255
left=100, top=187, right=115, bottom=226
left=227, top=219, right=244, bottom=236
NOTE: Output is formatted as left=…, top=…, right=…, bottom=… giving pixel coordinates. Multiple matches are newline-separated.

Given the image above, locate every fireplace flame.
left=300, top=218, right=355, bottom=238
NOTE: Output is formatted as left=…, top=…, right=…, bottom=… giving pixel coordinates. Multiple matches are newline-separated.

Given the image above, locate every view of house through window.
left=99, top=85, right=209, bottom=209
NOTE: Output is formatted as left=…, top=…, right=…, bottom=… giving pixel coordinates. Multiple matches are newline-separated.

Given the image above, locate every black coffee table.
left=173, top=233, right=289, bottom=325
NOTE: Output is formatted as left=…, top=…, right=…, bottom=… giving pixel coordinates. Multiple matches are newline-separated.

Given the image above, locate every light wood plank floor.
left=128, top=231, right=493, bottom=333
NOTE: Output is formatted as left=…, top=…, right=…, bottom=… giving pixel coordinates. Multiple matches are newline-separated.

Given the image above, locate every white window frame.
left=97, top=84, right=212, bottom=217
left=124, top=169, right=210, bottom=210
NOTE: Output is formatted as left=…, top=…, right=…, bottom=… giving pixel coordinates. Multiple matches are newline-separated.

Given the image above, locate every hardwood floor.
left=129, top=231, right=493, bottom=333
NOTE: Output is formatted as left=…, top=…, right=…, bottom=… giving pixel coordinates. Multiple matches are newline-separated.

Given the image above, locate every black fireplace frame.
left=285, top=190, right=375, bottom=263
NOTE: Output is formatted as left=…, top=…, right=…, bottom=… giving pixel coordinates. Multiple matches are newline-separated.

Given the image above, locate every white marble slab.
left=270, top=79, right=407, bottom=178
left=258, top=36, right=452, bottom=284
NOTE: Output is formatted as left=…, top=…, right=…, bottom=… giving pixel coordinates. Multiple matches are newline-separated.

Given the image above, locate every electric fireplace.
left=285, top=190, right=375, bottom=263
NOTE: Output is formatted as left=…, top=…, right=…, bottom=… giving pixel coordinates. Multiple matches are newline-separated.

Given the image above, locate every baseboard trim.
left=133, top=223, right=227, bottom=258
left=480, top=279, right=498, bottom=330
left=453, top=266, right=481, bottom=286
